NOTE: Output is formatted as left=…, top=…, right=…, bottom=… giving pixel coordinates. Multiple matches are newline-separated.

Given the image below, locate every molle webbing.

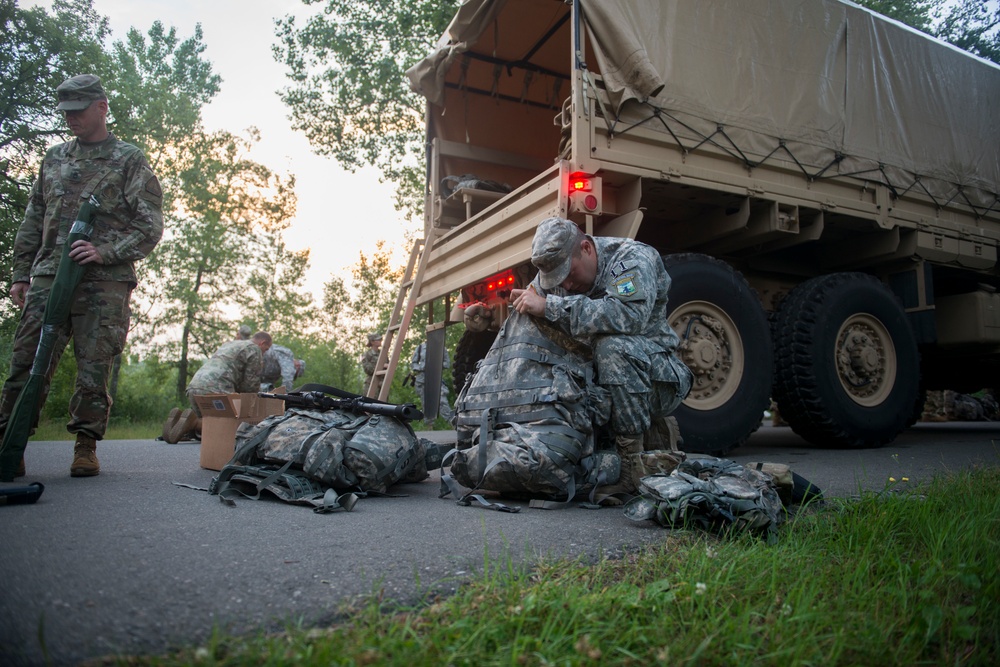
left=448, top=314, right=601, bottom=506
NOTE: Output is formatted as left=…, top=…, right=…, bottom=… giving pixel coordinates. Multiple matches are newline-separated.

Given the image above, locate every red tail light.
left=569, top=172, right=593, bottom=192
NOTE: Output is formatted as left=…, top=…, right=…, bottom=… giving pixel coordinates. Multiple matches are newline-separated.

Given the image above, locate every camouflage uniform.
left=185, top=340, right=264, bottom=415
left=410, top=342, right=454, bottom=422
left=0, top=129, right=162, bottom=441
left=261, top=344, right=298, bottom=391
left=533, top=233, right=692, bottom=438
left=361, top=332, right=383, bottom=394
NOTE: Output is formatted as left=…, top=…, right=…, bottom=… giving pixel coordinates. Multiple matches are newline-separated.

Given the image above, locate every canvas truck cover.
left=406, top=0, right=1000, bottom=209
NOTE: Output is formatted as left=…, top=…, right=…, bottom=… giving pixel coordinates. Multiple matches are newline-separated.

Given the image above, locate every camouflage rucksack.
left=209, top=405, right=428, bottom=513
left=623, top=457, right=787, bottom=540
left=445, top=310, right=615, bottom=509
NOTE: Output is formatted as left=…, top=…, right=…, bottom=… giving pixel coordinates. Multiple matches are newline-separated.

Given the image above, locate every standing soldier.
left=0, top=74, right=163, bottom=478
left=361, top=332, right=383, bottom=395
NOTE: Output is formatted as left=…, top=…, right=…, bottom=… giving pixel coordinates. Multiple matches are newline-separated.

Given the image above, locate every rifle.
left=260, top=390, right=424, bottom=422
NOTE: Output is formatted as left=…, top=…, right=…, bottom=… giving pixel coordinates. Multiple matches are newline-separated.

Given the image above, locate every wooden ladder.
left=367, top=232, right=436, bottom=401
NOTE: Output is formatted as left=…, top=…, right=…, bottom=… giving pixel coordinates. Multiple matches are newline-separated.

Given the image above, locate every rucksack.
left=209, top=402, right=429, bottom=513
left=445, top=310, right=615, bottom=509
left=623, top=457, right=789, bottom=540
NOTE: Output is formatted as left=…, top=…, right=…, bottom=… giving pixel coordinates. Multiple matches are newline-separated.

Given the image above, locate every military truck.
left=373, top=0, right=1000, bottom=456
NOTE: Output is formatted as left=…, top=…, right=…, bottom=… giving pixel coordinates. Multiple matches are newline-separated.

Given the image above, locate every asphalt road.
left=2, top=422, right=998, bottom=666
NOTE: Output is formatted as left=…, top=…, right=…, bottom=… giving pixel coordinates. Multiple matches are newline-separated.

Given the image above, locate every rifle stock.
left=260, top=391, right=424, bottom=422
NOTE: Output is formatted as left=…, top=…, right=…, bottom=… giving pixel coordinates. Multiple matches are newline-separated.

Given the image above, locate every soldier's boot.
left=167, top=409, right=198, bottom=444
left=595, top=435, right=645, bottom=504
left=644, top=415, right=683, bottom=453
left=161, top=408, right=181, bottom=442
left=71, top=435, right=100, bottom=477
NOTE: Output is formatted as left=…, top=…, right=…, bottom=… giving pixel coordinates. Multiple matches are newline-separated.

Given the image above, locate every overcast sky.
left=27, top=0, right=414, bottom=300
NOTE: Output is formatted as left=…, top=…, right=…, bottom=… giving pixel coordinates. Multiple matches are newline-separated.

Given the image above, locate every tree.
left=274, top=0, right=458, bottom=215
left=854, top=0, right=937, bottom=31
left=135, top=128, right=298, bottom=400
left=855, top=0, right=1000, bottom=65
left=347, top=241, right=404, bottom=343
left=0, top=0, right=111, bottom=340
left=237, top=225, right=317, bottom=336
left=106, top=20, right=221, bottom=167
left=934, top=0, right=1000, bottom=64
left=320, top=274, right=350, bottom=337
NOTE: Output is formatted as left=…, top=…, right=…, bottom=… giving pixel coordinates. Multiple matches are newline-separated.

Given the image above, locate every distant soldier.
left=163, top=332, right=272, bottom=443
left=409, top=342, right=455, bottom=425
left=361, top=332, right=383, bottom=395
left=0, top=74, right=163, bottom=478
left=235, top=324, right=252, bottom=340
left=260, top=343, right=303, bottom=391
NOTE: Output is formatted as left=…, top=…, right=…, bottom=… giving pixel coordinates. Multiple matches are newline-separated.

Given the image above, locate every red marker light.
left=569, top=171, right=592, bottom=192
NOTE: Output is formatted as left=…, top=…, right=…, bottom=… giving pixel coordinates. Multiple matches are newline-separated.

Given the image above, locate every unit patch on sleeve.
left=615, top=274, right=639, bottom=298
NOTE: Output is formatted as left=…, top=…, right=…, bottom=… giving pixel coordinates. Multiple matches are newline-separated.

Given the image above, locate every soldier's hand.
left=510, top=287, right=545, bottom=317
left=69, top=240, right=104, bottom=265
left=9, top=281, right=29, bottom=309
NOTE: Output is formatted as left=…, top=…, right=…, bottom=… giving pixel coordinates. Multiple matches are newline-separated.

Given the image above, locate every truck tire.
left=772, top=272, right=920, bottom=448
left=663, top=253, right=773, bottom=456
left=452, top=328, right=498, bottom=395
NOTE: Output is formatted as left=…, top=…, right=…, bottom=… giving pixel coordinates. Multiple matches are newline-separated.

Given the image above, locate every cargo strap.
left=439, top=446, right=521, bottom=513
left=209, top=462, right=359, bottom=514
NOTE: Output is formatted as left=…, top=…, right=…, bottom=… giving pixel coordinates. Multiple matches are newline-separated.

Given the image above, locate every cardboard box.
left=195, top=391, right=285, bottom=471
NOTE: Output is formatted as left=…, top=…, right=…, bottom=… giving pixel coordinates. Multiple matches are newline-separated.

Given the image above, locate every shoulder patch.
left=615, top=273, right=639, bottom=298
left=144, top=176, right=162, bottom=198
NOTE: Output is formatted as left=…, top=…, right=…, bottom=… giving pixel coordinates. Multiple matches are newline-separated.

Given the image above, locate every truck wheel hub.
left=671, top=302, right=744, bottom=410
left=836, top=315, right=896, bottom=407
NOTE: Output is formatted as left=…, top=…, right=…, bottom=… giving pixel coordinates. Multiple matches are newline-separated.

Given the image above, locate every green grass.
left=95, top=466, right=999, bottom=667
left=32, top=416, right=448, bottom=441
left=31, top=419, right=162, bottom=441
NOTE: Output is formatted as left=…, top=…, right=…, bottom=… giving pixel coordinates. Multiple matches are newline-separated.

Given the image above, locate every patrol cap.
left=531, top=217, right=583, bottom=290
left=237, top=324, right=252, bottom=339
left=56, top=74, right=107, bottom=111
left=367, top=332, right=383, bottom=343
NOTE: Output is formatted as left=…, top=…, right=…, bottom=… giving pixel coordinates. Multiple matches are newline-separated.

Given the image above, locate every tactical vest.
left=623, top=458, right=796, bottom=541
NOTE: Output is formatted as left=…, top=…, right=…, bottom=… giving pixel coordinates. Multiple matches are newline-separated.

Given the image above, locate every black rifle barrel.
left=259, top=392, right=424, bottom=422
